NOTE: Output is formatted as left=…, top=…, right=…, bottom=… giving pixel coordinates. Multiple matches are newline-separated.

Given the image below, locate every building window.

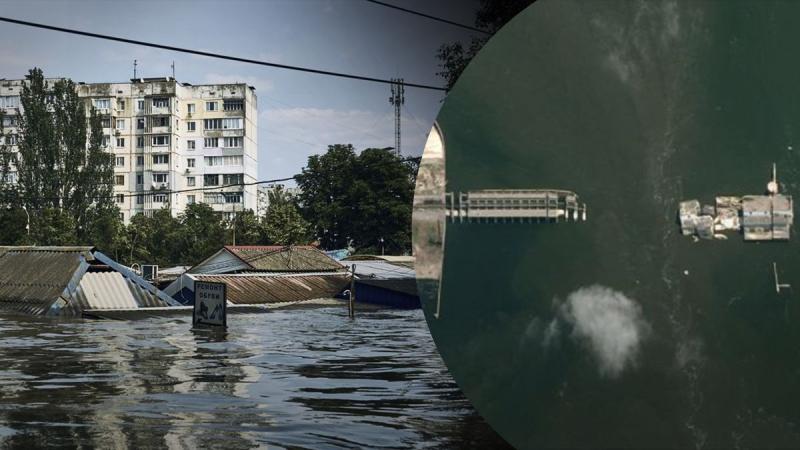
left=102, top=135, right=110, bottom=147
left=204, top=138, right=218, bottom=148
left=1, top=135, right=18, bottom=146
left=187, top=121, right=196, bottom=131
left=136, top=173, right=144, bottom=185
left=115, top=194, right=124, bottom=203
left=204, top=174, right=219, bottom=186
left=153, top=194, right=167, bottom=203
left=153, top=97, right=170, bottom=108
left=223, top=137, right=243, bottom=148
left=115, top=156, right=125, bottom=166
left=188, top=103, right=196, bottom=114
left=153, top=116, right=168, bottom=127
left=136, top=156, right=144, bottom=166
left=187, top=140, right=196, bottom=150
left=116, top=138, right=125, bottom=148
left=137, top=194, right=144, bottom=204
left=136, top=137, right=144, bottom=148
left=187, top=194, right=196, bottom=204
left=187, top=177, right=196, bottom=187
left=94, top=99, right=110, bottom=109
left=187, top=158, right=195, bottom=168
left=205, top=101, right=217, bottom=111
left=223, top=100, right=244, bottom=111
left=225, top=155, right=243, bottom=166
left=116, top=119, right=125, bottom=130
left=0, top=96, right=20, bottom=108
left=118, top=100, right=125, bottom=110
left=137, top=99, right=144, bottom=110
left=119, top=212, right=124, bottom=221
left=222, top=118, right=241, bottom=129
left=115, top=175, right=125, bottom=186
left=223, top=174, right=243, bottom=185
left=225, top=192, right=243, bottom=203
left=101, top=118, right=111, bottom=128
left=152, top=135, right=169, bottom=146
left=204, top=119, right=222, bottom=130
left=137, top=118, right=144, bottom=129
left=2, top=117, right=16, bottom=127
left=153, top=173, right=168, bottom=183
left=153, top=154, right=169, bottom=164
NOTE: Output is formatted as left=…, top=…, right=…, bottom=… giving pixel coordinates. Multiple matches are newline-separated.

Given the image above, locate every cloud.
left=559, top=285, right=650, bottom=378
left=202, top=74, right=274, bottom=93
left=259, top=106, right=430, bottom=155
left=0, top=49, right=36, bottom=68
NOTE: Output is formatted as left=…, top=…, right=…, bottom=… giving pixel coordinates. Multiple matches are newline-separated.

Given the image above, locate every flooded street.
left=0, top=302, right=507, bottom=449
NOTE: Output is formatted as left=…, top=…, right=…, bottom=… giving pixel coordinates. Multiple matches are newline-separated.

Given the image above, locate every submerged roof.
left=189, top=273, right=351, bottom=304
left=190, top=246, right=345, bottom=274
left=0, top=246, right=179, bottom=316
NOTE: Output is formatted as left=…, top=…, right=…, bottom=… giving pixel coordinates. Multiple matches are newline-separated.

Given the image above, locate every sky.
left=0, top=0, right=481, bottom=185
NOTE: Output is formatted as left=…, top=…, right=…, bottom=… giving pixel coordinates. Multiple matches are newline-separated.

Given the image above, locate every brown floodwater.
left=0, top=302, right=509, bottom=449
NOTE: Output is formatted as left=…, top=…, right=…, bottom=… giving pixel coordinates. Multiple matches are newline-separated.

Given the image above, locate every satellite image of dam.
left=413, top=1, right=800, bottom=449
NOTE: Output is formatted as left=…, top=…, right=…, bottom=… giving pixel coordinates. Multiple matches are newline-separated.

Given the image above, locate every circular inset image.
left=414, top=1, right=800, bottom=448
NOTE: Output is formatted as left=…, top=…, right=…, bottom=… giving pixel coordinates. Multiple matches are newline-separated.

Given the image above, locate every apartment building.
left=0, top=76, right=258, bottom=224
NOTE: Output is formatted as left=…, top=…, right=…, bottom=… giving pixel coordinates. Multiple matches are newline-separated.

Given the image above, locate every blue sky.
left=0, top=0, right=480, bottom=185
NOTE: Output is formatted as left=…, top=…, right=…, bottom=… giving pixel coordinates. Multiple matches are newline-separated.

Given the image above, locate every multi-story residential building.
left=257, top=184, right=302, bottom=217
left=0, top=76, right=258, bottom=223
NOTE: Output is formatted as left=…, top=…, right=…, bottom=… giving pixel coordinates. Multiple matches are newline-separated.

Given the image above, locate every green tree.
left=295, top=144, right=358, bottom=249
left=436, top=0, right=534, bottom=92
left=295, top=145, right=415, bottom=254
left=229, top=209, right=264, bottom=246
left=263, top=202, right=312, bottom=246
left=9, top=68, right=119, bottom=244
left=177, top=202, right=226, bottom=265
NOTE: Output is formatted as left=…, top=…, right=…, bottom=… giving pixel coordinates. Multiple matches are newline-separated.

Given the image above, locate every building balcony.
left=222, top=129, right=244, bottom=137
left=147, top=106, right=172, bottom=116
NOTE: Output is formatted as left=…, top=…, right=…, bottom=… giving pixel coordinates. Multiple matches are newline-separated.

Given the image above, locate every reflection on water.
left=0, top=305, right=508, bottom=449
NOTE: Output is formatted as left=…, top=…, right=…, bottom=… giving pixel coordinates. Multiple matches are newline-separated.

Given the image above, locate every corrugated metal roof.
left=0, top=248, right=87, bottom=315
left=71, top=272, right=139, bottom=311
left=192, top=273, right=351, bottom=304
left=341, top=261, right=416, bottom=280
left=225, top=246, right=345, bottom=272
left=0, top=247, right=180, bottom=316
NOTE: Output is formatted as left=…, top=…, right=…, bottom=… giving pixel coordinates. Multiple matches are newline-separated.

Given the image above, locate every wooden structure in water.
left=445, top=189, right=587, bottom=224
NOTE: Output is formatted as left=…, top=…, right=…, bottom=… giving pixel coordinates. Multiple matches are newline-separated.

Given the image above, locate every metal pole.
left=349, top=264, right=356, bottom=318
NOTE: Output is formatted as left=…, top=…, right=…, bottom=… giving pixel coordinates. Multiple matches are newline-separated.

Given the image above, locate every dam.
left=445, top=189, right=587, bottom=224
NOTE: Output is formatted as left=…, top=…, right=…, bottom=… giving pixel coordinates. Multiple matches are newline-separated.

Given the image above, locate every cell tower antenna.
left=133, top=60, right=137, bottom=79
left=171, top=61, right=175, bottom=80
left=389, top=78, right=404, bottom=155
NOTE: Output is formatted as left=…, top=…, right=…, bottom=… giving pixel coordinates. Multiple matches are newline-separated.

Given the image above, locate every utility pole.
left=389, top=78, right=404, bottom=156
left=348, top=264, right=357, bottom=318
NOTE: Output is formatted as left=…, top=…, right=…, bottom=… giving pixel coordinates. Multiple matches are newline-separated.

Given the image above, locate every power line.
left=0, top=16, right=447, bottom=92
left=365, top=0, right=493, bottom=36
left=0, top=155, right=421, bottom=202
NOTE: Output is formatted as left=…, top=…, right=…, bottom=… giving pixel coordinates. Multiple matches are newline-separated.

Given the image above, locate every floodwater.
left=0, top=302, right=509, bottom=449
left=421, top=1, right=800, bottom=449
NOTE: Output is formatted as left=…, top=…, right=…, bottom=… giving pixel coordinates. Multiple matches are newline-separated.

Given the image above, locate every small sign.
left=193, top=281, right=227, bottom=328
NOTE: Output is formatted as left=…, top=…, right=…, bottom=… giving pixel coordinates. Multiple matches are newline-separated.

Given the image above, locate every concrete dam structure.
left=445, top=189, right=587, bottom=224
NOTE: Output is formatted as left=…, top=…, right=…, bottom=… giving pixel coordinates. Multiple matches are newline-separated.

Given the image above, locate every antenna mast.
left=389, top=78, right=404, bottom=155
left=133, top=60, right=137, bottom=79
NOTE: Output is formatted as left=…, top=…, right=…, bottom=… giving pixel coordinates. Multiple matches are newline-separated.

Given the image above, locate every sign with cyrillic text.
left=193, top=281, right=227, bottom=328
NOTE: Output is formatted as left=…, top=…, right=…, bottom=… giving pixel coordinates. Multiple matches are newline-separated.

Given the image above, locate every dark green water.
left=422, top=1, right=800, bottom=448
left=0, top=305, right=509, bottom=449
